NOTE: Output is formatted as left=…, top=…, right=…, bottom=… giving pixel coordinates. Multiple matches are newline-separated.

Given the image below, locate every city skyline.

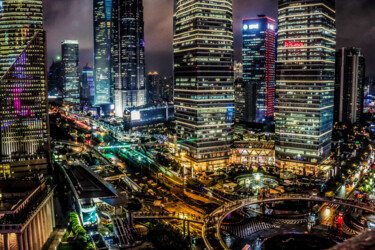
left=3, top=0, right=375, bottom=249
left=45, top=0, right=375, bottom=77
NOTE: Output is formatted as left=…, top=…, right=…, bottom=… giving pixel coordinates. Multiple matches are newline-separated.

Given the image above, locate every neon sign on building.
left=284, top=41, right=304, bottom=47
left=243, top=24, right=259, bottom=30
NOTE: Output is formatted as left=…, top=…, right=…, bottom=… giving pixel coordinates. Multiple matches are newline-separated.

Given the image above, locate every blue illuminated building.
left=93, top=0, right=113, bottom=106
left=94, top=0, right=146, bottom=116
left=81, top=65, right=95, bottom=106
left=237, top=15, right=276, bottom=124
left=112, top=0, right=146, bottom=117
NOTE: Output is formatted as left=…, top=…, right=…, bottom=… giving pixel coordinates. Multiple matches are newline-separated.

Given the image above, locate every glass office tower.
left=174, top=0, right=234, bottom=171
left=276, top=0, right=336, bottom=175
left=94, top=0, right=113, bottom=105
left=62, top=40, right=80, bottom=104
left=240, top=16, right=276, bottom=124
left=0, top=0, right=49, bottom=175
left=112, top=0, right=146, bottom=117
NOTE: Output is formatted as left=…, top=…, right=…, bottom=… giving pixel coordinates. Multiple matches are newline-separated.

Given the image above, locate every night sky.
left=44, top=0, right=375, bottom=77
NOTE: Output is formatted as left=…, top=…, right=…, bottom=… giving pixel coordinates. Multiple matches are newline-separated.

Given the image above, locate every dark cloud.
left=44, top=0, right=375, bottom=77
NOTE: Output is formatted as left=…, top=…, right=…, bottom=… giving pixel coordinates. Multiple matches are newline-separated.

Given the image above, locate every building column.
left=32, top=218, right=39, bottom=250
left=46, top=200, right=53, bottom=234
left=27, top=222, right=34, bottom=250
left=23, top=230, right=29, bottom=250
left=17, top=233, right=24, bottom=250
left=51, top=198, right=56, bottom=228
left=3, top=233, right=9, bottom=250
left=42, top=205, right=49, bottom=242
left=36, top=212, right=44, bottom=248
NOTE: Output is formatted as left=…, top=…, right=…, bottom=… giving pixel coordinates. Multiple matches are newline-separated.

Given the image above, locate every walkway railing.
left=202, top=194, right=375, bottom=250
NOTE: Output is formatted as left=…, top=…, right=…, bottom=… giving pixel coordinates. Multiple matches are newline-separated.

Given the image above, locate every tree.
left=103, top=133, right=113, bottom=144
left=126, top=197, right=142, bottom=211
left=186, top=178, right=201, bottom=190
left=148, top=222, right=190, bottom=250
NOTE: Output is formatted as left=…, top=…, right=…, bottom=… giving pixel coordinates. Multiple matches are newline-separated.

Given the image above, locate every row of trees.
left=67, top=212, right=94, bottom=250
left=155, top=153, right=182, bottom=173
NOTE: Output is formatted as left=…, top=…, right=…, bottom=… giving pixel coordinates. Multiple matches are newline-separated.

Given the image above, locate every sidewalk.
left=42, top=228, right=66, bottom=250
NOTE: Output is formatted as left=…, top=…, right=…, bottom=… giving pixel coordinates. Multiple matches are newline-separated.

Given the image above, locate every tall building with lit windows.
left=62, top=40, right=80, bottom=104
left=334, top=47, right=365, bottom=124
left=112, top=0, right=146, bottom=117
left=94, top=0, right=113, bottom=106
left=0, top=0, right=50, bottom=176
left=239, top=15, right=276, bottom=124
left=275, top=0, right=336, bottom=175
left=174, top=0, right=234, bottom=171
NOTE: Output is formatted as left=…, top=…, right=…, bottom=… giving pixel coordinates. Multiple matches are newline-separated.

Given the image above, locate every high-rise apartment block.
left=174, top=0, right=234, bottom=170
left=275, top=0, right=336, bottom=174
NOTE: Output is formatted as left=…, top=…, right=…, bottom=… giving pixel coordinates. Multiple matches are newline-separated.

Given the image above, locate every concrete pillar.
left=51, top=198, right=56, bottom=228
left=32, top=218, right=39, bottom=250
left=46, top=201, right=53, bottom=234
left=27, top=223, right=33, bottom=250
left=23, top=230, right=29, bottom=250
left=36, top=212, right=43, bottom=248
left=3, top=233, right=9, bottom=250
left=17, top=233, right=24, bottom=250
left=43, top=205, right=49, bottom=241
left=187, top=221, right=190, bottom=238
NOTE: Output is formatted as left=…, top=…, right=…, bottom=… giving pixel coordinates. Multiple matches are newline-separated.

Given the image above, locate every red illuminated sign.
left=284, top=41, right=304, bottom=48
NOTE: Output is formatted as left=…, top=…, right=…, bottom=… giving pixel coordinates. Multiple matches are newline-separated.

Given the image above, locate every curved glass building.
left=0, top=0, right=49, bottom=176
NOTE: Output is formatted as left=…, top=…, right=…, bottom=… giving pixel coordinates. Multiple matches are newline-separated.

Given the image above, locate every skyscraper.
left=334, top=47, right=365, bottom=124
left=174, top=0, right=234, bottom=171
left=81, top=65, right=95, bottom=106
left=48, top=59, right=64, bottom=97
left=62, top=40, right=80, bottom=104
left=146, top=72, right=162, bottom=105
left=112, top=0, right=146, bottom=117
left=234, top=61, right=243, bottom=81
left=93, top=0, right=113, bottom=106
left=275, top=0, right=336, bottom=175
left=0, top=0, right=49, bottom=176
left=241, top=15, right=277, bottom=124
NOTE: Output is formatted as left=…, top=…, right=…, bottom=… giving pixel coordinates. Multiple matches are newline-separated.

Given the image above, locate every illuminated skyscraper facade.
left=112, top=0, right=146, bottom=117
left=240, top=16, right=276, bottom=124
left=334, top=47, right=365, bottom=124
left=174, top=0, right=234, bottom=171
left=62, top=40, right=80, bottom=104
left=93, top=0, right=113, bottom=105
left=276, top=0, right=336, bottom=174
left=0, top=0, right=49, bottom=174
left=81, top=65, right=95, bottom=106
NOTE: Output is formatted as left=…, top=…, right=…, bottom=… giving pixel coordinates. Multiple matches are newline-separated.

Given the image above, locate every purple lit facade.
left=0, top=0, right=49, bottom=176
